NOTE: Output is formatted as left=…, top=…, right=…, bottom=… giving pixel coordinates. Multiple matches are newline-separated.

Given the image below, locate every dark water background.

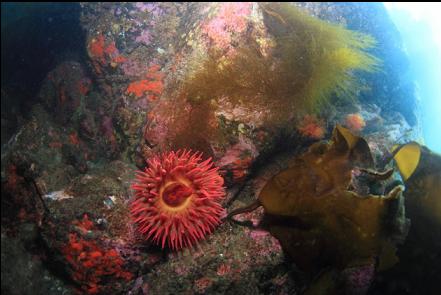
left=1, top=3, right=85, bottom=143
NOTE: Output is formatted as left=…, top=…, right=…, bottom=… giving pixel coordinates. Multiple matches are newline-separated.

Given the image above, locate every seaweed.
left=227, top=126, right=406, bottom=278
left=183, top=3, right=379, bottom=124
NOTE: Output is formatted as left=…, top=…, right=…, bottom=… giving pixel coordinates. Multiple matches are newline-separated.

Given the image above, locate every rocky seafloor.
left=2, top=2, right=437, bottom=295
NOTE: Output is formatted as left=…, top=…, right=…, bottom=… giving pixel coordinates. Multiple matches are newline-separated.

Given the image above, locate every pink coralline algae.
left=121, top=59, right=145, bottom=77
left=216, top=135, right=258, bottom=182
left=233, top=205, right=264, bottom=227
left=216, top=263, right=231, bottom=276
left=135, top=30, right=152, bottom=46
left=248, top=228, right=282, bottom=257
left=101, top=116, right=117, bottom=150
left=202, top=2, right=252, bottom=53
left=194, top=277, right=213, bottom=294
left=217, top=135, right=258, bottom=166
left=135, top=2, right=163, bottom=16
left=174, top=265, right=190, bottom=276
left=143, top=108, right=170, bottom=147
left=135, top=2, right=155, bottom=12
left=341, top=264, right=375, bottom=295
left=249, top=228, right=270, bottom=240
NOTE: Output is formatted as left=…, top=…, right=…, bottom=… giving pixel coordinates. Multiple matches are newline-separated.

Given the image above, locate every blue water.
left=385, top=4, right=441, bottom=153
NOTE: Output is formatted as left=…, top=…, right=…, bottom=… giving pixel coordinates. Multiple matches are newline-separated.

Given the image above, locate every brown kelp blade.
left=393, top=142, right=441, bottom=227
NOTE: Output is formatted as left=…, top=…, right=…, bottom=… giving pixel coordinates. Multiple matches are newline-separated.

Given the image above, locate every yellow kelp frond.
left=394, top=144, right=441, bottom=228
left=392, top=142, right=421, bottom=181
left=332, top=124, right=374, bottom=167
left=333, top=124, right=361, bottom=150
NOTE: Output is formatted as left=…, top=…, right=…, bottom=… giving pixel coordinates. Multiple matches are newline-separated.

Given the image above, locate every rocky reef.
left=2, top=2, right=434, bottom=295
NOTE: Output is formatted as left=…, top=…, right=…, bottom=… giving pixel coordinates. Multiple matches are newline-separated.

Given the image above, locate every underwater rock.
left=39, top=61, right=91, bottom=125
left=139, top=217, right=291, bottom=295
left=35, top=159, right=295, bottom=294
left=137, top=2, right=382, bottom=188
left=1, top=233, right=73, bottom=295
left=76, top=2, right=420, bottom=178
left=38, top=161, right=138, bottom=294
left=0, top=2, right=426, bottom=294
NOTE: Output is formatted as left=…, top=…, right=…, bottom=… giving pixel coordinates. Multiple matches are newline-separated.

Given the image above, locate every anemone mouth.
left=160, top=179, right=193, bottom=211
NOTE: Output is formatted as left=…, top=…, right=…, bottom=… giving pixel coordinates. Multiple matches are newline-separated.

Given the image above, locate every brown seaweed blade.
left=229, top=126, right=406, bottom=277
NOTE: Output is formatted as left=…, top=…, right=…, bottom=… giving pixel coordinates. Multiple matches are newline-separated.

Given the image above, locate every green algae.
left=183, top=3, right=380, bottom=122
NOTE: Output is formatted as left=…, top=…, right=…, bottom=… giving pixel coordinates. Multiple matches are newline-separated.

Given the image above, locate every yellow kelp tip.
left=392, top=142, right=421, bottom=181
